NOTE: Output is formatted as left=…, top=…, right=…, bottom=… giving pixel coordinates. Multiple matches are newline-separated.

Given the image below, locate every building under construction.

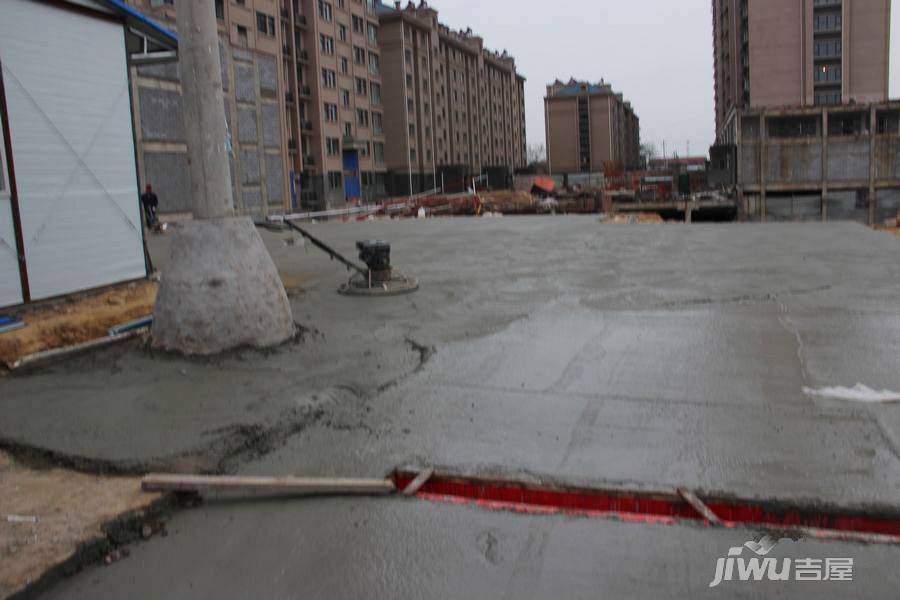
left=710, top=101, right=900, bottom=224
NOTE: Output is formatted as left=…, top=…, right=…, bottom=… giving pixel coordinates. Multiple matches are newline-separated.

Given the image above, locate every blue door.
left=343, top=151, right=360, bottom=201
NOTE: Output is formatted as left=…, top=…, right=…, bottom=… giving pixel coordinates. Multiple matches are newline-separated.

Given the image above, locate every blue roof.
left=100, top=0, right=178, bottom=47
left=553, top=83, right=611, bottom=97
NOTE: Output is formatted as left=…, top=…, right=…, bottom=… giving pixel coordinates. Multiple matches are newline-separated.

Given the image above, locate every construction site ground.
left=0, top=280, right=157, bottom=370
left=0, top=451, right=161, bottom=599
left=1, top=218, right=899, bottom=598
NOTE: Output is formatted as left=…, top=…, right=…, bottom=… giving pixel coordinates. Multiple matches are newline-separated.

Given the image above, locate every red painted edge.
left=394, top=471, right=900, bottom=542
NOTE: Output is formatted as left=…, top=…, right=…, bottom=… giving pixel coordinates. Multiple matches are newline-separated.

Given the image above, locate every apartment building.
left=713, top=0, right=891, bottom=141
left=544, top=79, right=641, bottom=175
left=283, top=0, right=387, bottom=208
left=376, top=1, right=527, bottom=194
left=128, top=0, right=291, bottom=216
left=130, top=0, right=525, bottom=210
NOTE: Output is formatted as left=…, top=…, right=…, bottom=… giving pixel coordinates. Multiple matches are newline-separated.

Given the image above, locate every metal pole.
left=176, top=0, right=234, bottom=219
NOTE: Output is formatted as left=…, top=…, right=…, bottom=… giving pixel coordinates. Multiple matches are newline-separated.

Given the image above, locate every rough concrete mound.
left=152, top=217, right=294, bottom=356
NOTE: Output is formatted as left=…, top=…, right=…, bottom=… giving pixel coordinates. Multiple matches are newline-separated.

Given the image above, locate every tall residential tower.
left=712, top=0, right=891, bottom=140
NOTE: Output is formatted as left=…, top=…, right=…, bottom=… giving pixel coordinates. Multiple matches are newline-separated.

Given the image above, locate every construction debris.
left=599, top=213, right=666, bottom=224
left=0, top=317, right=24, bottom=335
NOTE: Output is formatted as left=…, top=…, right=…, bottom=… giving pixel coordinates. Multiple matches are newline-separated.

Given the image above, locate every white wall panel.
left=0, top=112, right=22, bottom=308
left=0, top=0, right=145, bottom=301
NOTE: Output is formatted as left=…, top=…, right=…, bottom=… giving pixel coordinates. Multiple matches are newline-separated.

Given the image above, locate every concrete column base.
left=151, top=217, right=295, bottom=356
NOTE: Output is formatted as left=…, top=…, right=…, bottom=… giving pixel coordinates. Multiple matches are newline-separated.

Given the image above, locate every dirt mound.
left=0, top=280, right=157, bottom=369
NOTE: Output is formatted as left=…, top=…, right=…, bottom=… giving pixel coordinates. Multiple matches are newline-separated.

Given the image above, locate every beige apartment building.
left=544, top=79, right=640, bottom=175
left=376, top=1, right=527, bottom=194
left=129, top=0, right=525, bottom=210
left=128, top=0, right=290, bottom=215
left=713, top=0, right=891, bottom=141
left=129, top=0, right=387, bottom=212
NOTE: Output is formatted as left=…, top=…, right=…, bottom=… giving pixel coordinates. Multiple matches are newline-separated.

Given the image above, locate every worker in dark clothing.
left=140, top=184, right=159, bottom=228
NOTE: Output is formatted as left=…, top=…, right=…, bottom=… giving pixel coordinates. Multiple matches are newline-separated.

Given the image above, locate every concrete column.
left=760, top=111, right=768, bottom=222
left=869, top=104, right=877, bottom=225
left=176, top=0, right=234, bottom=219
left=153, top=0, right=294, bottom=356
left=822, top=109, right=828, bottom=222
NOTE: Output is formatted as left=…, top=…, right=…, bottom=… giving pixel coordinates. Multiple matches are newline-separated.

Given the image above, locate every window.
left=354, top=46, right=366, bottom=65
left=405, top=49, right=412, bottom=64
left=815, top=63, right=842, bottom=83
left=324, top=102, right=338, bottom=121
left=367, top=23, right=378, bottom=44
left=357, top=109, right=369, bottom=127
left=339, top=56, right=349, bottom=74
left=374, top=142, right=384, bottom=165
left=352, top=14, right=364, bottom=33
left=409, top=123, right=415, bottom=136
left=328, top=171, right=342, bottom=189
left=320, top=34, right=335, bottom=54
left=318, top=0, right=333, bottom=21
left=372, top=112, right=383, bottom=135
left=360, top=142, right=370, bottom=157
left=326, top=137, right=341, bottom=156
left=410, top=148, right=417, bottom=160
left=256, top=12, right=275, bottom=36
left=814, top=38, right=842, bottom=59
left=813, top=12, right=841, bottom=33
left=355, top=77, right=367, bottom=96
left=344, top=121, right=353, bottom=137
left=236, top=25, right=249, bottom=48
left=406, top=74, right=413, bottom=87
left=368, top=53, right=379, bottom=76
left=339, top=24, right=347, bottom=42
left=815, top=91, right=841, bottom=106
left=341, top=89, right=351, bottom=107
left=322, top=68, right=337, bottom=88
left=215, top=0, right=224, bottom=20
left=370, top=83, right=381, bottom=105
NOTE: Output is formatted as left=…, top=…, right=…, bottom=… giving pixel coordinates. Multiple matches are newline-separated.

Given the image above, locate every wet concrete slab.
left=1, top=218, right=899, bottom=596
left=38, top=497, right=900, bottom=600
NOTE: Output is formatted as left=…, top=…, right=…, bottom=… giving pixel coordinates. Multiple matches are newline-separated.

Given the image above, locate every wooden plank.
left=401, top=468, right=434, bottom=496
left=142, top=474, right=396, bottom=497
left=678, top=488, right=722, bottom=525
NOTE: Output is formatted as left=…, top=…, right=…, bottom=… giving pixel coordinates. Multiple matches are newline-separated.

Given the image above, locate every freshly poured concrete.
left=1, top=219, right=899, bottom=597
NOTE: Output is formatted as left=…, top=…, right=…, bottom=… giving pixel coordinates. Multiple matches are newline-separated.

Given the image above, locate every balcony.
left=342, top=135, right=368, bottom=151
left=814, top=64, right=842, bottom=86
left=299, top=85, right=312, bottom=97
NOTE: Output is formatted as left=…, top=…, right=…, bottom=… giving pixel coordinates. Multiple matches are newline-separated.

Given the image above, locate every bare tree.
left=640, top=143, right=657, bottom=168
left=527, top=143, right=546, bottom=164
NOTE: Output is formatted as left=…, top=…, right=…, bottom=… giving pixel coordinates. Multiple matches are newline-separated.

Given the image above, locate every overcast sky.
left=433, top=0, right=900, bottom=159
